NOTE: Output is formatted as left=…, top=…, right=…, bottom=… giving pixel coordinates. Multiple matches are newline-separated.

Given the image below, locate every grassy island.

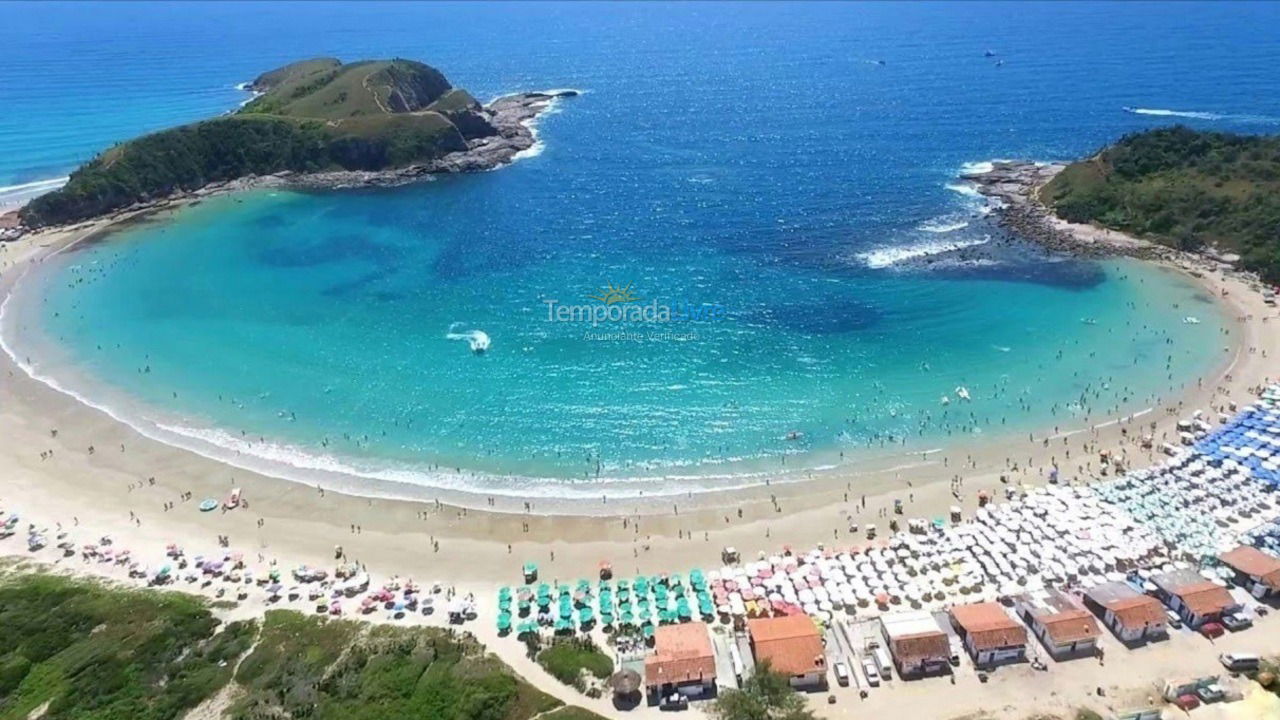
left=1040, top=127, right=1280, bottom=281
left=19, top=58, right=506, bottom=227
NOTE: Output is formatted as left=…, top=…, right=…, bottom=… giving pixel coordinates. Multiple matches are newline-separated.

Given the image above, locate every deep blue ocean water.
left=3, top=2, right=1277, bottom=502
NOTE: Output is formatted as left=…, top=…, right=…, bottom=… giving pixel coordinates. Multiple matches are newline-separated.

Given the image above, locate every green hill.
left=20, top=58, right=502, bottom=227
left=1041, top=126, right=1280, bottom=281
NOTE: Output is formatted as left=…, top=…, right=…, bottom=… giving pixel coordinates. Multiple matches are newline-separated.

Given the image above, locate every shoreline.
left=0, top=158, right=1273, bottom=535
left=0, top=154, right=1258, bottom=517
left=0, top=232, right=1236, bottom=516
left=3, top=160, right=1280, bottom=720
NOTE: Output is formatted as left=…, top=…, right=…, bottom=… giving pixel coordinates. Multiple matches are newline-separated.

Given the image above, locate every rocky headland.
left=962, top=161, right=1164, bottom=260
left=9, top=57, right=578, bottom=233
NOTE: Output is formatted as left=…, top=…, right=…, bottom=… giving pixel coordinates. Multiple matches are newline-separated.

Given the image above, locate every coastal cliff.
left=966, top=127, right=1280, bottom=282
left=18, top=58, right=576, bottom=228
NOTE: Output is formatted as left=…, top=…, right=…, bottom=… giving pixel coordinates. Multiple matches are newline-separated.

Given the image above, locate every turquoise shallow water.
left=7, top=188, right=1226, bottom=497
left=1, top=1, right=1269, bottom=500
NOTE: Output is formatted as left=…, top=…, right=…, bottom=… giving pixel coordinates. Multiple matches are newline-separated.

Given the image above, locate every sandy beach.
left=3, top=192, right=1280, bottom=719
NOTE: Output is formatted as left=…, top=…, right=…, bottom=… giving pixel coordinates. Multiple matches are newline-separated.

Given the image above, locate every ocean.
left=2, top=1, right=1276, bottom=503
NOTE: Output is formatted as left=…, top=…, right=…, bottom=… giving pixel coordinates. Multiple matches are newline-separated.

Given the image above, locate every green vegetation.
left=539, top=707, right=610, bottom=720
left=536, top=637, right=614, bottom=692
left=231, top=611, right=560, bottom=720
left=709, top=662, right=817, bottom=720
left=1041, top=126, right=1280, bottom=281
left=0, top=573, right=254, bottom=720
left=21, top=57, right=495, bottom=227
left=0, top=572, right=602, bottom=720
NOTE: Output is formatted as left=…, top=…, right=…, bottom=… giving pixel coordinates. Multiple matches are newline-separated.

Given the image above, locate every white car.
left=833, top=661, right=850, bottom=687
left=861, top=656, right=880, bottom=687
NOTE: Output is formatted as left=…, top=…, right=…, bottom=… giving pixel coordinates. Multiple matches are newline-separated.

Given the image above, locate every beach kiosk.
left=1084, top=582, right=1168, bottom=644
left=948, top=602, right=1027, bottom=668
left=644, top=622, right=717, bottom=705
left=1150, top=569, right=1239, bottom=629
left=1013, top=589, right=1101, bottom=660
left=1218, top=545, right=1280, bottom=599
left=879, top=610, right=951, bottom=677
left=746, top=615, right=827, bottom=689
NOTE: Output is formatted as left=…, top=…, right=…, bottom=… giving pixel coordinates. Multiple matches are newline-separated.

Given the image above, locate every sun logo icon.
left=587, top=282, right=641, bottom=305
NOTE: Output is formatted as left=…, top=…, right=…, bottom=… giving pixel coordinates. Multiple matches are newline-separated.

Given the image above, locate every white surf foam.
left=918, top=217, right=969, bottom=233
left=944, top=182, right=982, bottom=198
left=502, top=88, right=583, bottom=163
left=857, top=237, right=990, bottom=269
left=0, top=177, right=69, bottom=208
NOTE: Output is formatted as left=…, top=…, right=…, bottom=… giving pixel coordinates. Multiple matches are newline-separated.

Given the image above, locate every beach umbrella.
left=609, top=669, right=642, bottom=697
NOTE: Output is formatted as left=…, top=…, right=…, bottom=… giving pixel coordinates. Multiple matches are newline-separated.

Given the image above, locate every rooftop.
left=949, top=602, right=1027, bottom=651
left=644, top=622, right=716, bottom=687
left=1015, top=590, right=1100, bottom=645
left=1086, top=582, right=1166, bottom=630
left=1219, top=546, right=1280, bottom=588
left=747, top=615, right=826, bottom=677
left=881, top=612, right=949, bottom=664
left=1151, top=569, right=1236, bottom=616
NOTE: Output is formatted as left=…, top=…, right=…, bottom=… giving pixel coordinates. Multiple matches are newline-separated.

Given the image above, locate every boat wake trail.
left=1123, top=107, right=1280, bottom=124
left=445, top=322, right=491, bottom=353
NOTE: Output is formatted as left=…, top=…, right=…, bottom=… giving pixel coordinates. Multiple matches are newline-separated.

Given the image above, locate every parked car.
left=1165, top=610, right=1183, bottom=629
left=1199, top=622, right=1225, bottom=639
left=834, top=660, right=850, bottom=687
left=1196, top=682, right=1225, bottom=703
left=948, top=636, right=963, bottom=666
left=1220, top=652, right=1261, bottom=672
left=861, top=656, right=880, bottom=687
left=1222, top=614, right=1253, bottom=632
left=659, top=693, right=688, bottom=712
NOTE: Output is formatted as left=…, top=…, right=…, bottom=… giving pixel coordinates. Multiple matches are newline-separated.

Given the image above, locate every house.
left=644, top=622, right=717, bottom=702
left=746, top=615, right=826, bottom=689
left=948, top=602, right=1027, bottom=667
left=1218, top=546, right=1280, bottom=599
left=1084, top=581, right=1168, bottom=644
left=879, top=610, right=950, bottom=677
left=1013, top=589, right=1101, bottom=659
left=1151, top=569, right=1239, bottom=628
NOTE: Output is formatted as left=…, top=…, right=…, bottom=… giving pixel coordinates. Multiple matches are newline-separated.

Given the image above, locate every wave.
left=503, top=88, right=581, bottom=163
left=944, top=182, right=981, bottom=199
left=918, top=216, right=969, bottom=233
left=1124, top=107, right=1280, bottom=124
left=856, top=237, right=990, bottom=269
left=957, top=158, right=1014, bottom=176
left=0, top=176, right=69, bottom=208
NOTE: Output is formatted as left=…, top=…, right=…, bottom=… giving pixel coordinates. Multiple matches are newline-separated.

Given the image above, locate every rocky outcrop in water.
left=963, top=161, right=1163, bottom=260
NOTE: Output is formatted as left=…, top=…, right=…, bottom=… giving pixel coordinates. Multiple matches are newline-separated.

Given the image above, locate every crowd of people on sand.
left=1, top=489, right=482, bottom=626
